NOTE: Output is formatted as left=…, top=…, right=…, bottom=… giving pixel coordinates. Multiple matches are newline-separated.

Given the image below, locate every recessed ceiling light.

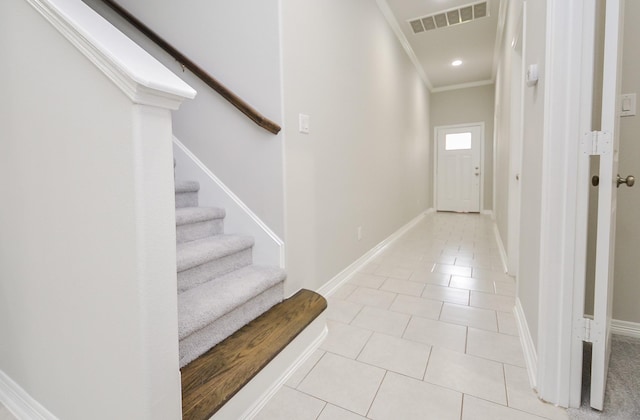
left=452, top=60, right=463, bottom=67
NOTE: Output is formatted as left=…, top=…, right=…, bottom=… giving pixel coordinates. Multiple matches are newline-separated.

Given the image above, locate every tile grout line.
left=421, top=375, right=503, bottom=406
left=422, top=345, right=433, bottom=381
left=353, top=327, right=376, bottom=361
left=365, top=369, right=389, bottom=418
left=399, top=312, right=412, bottom=338
left=463, top=392, right=556, bottom=418
left=313, top=401, right=329, bottom=420
left=291, top=350, right=327, bottom=390
left=502, top=362, right=510, bottom=408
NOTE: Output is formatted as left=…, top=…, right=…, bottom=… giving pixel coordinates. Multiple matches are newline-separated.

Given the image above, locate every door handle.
left=617, top=174, right=635, bottom=188
left=592, top=175, right=599, bottom=186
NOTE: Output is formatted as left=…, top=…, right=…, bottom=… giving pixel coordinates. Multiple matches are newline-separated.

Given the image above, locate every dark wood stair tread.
left=180, top=289, right=327, bottom=420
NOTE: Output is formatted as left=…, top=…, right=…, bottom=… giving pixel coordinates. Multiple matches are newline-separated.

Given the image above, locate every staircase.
left=175, top=180, right=286, bottom=368
left=174, top=177, right=327, bottom=420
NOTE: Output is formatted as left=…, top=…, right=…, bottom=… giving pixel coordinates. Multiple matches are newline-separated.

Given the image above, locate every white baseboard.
left=425, top=207, right=436, bottom=215
left=611, top=319, right=640, bottom=339
left=212, top=314, right=327, bottom=420
left=514, top=298, right=538, bottom=390
left=481, top=209, right=494, bottom=217
left=493, top=223, right=509, bottom=274
left=0, top=370, right=58, bottom=420
left=317, top=212, right=428, bottom=298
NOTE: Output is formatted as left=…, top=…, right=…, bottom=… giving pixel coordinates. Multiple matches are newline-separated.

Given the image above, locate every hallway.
left=256, top=212, right=568, bottom=419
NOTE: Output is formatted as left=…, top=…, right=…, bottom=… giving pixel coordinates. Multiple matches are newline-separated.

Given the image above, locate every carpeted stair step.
left=175, top=180, right=200, bottom=208
left=181, top=289, right=327, bottom=420
left=178, top=265, right=287, bottom=367
left=176, top=207, right=226, bottom=244
left=177, top=235, right=254, bottom=292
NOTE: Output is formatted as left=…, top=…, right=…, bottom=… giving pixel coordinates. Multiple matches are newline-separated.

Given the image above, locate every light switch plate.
left=621, top=93, right=636, bottom=117
left=299, top=113, right=310, bottom=134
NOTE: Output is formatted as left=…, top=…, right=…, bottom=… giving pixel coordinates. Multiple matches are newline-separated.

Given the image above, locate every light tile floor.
left=256, top=212, right=568, bottom=420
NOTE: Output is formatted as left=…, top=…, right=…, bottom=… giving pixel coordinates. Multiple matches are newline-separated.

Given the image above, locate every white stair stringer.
left=173, top=138, right=284, bottom=267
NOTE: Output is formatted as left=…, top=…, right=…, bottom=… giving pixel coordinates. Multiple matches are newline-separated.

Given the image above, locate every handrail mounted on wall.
left=100, top=0, right=281, bottom=135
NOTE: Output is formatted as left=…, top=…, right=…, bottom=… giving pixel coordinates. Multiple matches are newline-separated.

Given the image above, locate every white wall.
left=85, top=0, right=286, bottom=238
left=430, top=85, right=495, bottom=211
left=280, top=0, right=431, bottom=293
left=612, top=0, right=640, bottom=324
left=516, top=0, right=547, bottom=348
left=493, top=3, right=515, bottom=255
left=494, top=0, right=546, bottom=346
left=0, top=1, right=184, bottom=418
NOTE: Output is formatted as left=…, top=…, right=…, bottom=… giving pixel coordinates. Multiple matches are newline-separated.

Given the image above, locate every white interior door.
left=590, top=0, right=625, bottom=410
left=436, top=124, right=482, bottom=212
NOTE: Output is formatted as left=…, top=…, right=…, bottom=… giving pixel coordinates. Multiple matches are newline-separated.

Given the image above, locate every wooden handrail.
left=100, top=0, right=281, bottom=135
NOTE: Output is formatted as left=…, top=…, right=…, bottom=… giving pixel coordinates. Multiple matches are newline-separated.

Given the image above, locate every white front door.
left=435, top=124, right=482, bottom=212
left=589, top=0, right=625, bottom=410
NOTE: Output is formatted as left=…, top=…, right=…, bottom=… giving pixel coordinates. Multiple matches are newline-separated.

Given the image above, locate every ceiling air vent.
left=422, top=16, right=437, bottom=31
left=410, top=19, right=425, bottom=33
left=474, top=2, right=488, bottom=18
left=408, top=1, right=490, bottom=35
left=433, top=13, right=448, bottom=28
left=447, top=10, right=461, bottom=25
left=460, top=6, right=473, bottom=22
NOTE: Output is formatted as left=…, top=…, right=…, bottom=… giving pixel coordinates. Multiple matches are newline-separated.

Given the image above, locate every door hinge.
left=577, top=317, right=594, bottom=343
left=576, top=318, right=600, bottom=343
left=581, top=131, right=612, bottom=156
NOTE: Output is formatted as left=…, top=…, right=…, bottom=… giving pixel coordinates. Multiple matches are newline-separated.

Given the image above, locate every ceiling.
left=382, top=0, right=503, bottom=91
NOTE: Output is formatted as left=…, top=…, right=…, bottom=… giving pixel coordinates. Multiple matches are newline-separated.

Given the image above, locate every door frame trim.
left=507, top=4, right=526, bottom=277
left=536, top=0, right=596, bottom=407
left=433, top=122, right=485, bottom=213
